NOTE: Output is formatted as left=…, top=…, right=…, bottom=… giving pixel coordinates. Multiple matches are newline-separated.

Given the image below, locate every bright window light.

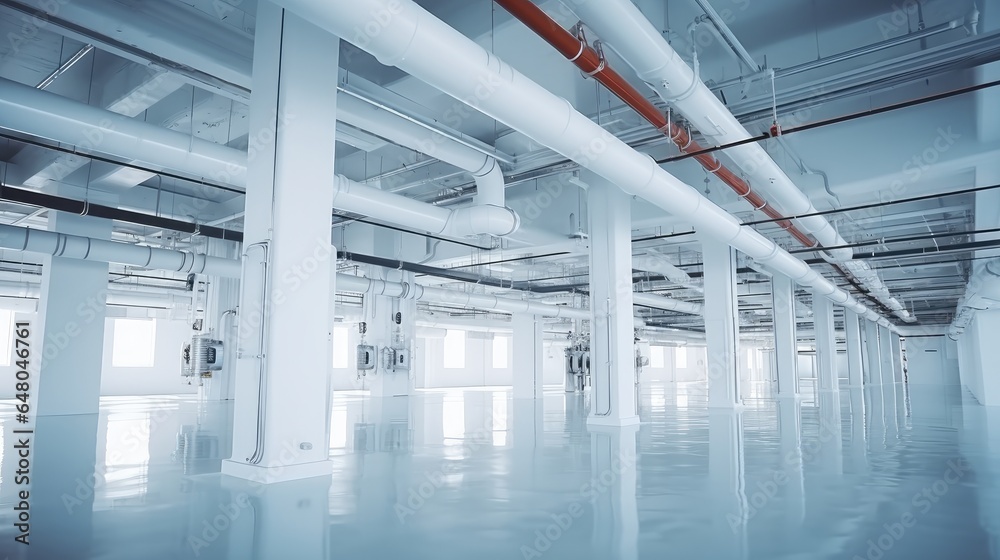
left=0, top=309, right=13, bottom=366
left=650, top=346, right=664, bottom=368
left=332, top=326, right=349, bottom=368
left=492, top=335, right=509, bottom=369
left=676, top=347, right=688, bottom=369
left=443, top=329, right=466, bottom=369
left=111, top=319, right=157, bottom=368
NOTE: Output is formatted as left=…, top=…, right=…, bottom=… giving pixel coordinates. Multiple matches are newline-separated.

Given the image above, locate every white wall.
left=906, top=336, right=960, bottom=386
left=641, top=345, right=708, bottom=383
left=956, top=310, right=1000, bottom=405
left=0, top=311, right=197, bottom=399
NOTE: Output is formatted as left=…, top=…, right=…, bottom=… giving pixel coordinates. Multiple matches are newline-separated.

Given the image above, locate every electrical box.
left=357, top=345, right=376, bottom=371
left=382, top=347, right=397, bottom=370
left=393, top=349, right=411, bottom=371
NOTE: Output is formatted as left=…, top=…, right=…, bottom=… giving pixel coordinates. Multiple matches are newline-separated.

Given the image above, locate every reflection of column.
left=31, top=414, right=100, bottom=557
left=777, top=399, right=805, bottom=527
left=511, top=399, right=544, bottom=485
left=221, top=475, right=331, bottom=559
left=866, top=383, right=887, bottom=452
left=961, top=407, right=1000, bottom=556
left=586, top=173, right=639, bottom=426
left=708, top=410, right=747, bottom=559
left=846, top=387, right=868, bottom=470
left=845, top=311, right=865, bottom=387
left=816, top=391, right=843, bottom=475
left=589, top=425, right=639, bottom=560
left=771, top=275, right=799, bottom=397
left=703, top=238, right=741, bottom=408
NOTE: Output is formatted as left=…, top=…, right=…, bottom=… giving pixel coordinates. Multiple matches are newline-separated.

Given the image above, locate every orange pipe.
left=495, top=0, right=818, bottom=249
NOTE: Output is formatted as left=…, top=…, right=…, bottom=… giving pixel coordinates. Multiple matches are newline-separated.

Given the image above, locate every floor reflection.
left=0, top=380, right=995, bottom=559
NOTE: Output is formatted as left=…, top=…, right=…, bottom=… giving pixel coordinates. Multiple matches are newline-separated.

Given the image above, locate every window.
left=650, top=346, right=664, bottom=368
left=0, top=309, right=13, bottom=366
left=332, top=326, right=349, bottom=368
left=443, top=329, right=466, bottom=369
left=492, top=335, right=509, bottom=369
left=111, top=319, right=156, bottom=367
left=676, top=347, right=688, bottom=369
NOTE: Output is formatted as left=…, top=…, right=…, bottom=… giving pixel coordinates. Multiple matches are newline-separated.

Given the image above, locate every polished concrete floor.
left=0, top=380, right=997, bottom=559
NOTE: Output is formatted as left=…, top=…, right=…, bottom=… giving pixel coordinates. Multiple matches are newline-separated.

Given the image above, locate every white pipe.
left=0, top=76, right=246, bottom=187
left=949, top=258, right=1000, bottom=338
left=336, top=273, right=590, bottom=320
left=565, top=0, right=913, bottom=324
left=275, top=0, right=881, bottom=327
left=338, top=93, right=507, bottom=207
left=632, top=292, right=704, bottom=315
left=633, top=249, right=703, bottom=293
left=332, top=174, right=518, bottom=237
left=0, top=279, right=192, bottom=307
left=0, top=224, right=240, bottom=278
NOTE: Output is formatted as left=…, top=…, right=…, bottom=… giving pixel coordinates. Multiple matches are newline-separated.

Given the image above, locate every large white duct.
left=0, top=279, right=192, bottom=307
left=632, top=292, right=704, bottom=315
left=338, top=93, right=507, bottom=207
left=273, top=0, right=885, bottom=328
left=565, top=0, right=913, bottom=323
left=332, top=175, right=519, bottom=237
left=949, top=259, right=1000, bottom=338
left=336, top=273, right=589, bottom=320
left=633, top=249, right=703, bottom=293
left=0, top=224, right=240, bottom=278
left=0, top=76, right=246, bottom=187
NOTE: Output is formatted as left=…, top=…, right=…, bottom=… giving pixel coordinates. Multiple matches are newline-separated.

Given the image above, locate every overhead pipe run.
left=338, top=93, right=508, bottom=208
left=632, top=292, right=704, bottom=316
left=564, top=0, right=914, bottom=324
left=0, top=183, right=243, bottom=242
left=0, top=76, right=247, bottom=188
left=0, top=279, right=192, bottom=308
left=273, top=0, right=894, bottom=332
left=336, top=273, right=590, bottom=320
left=0, top=224, right=240, bottom=278
left=332, top=175, right=518, bottom=237
left=493, top=0, right=815, bottom=245
left=948, top=259, right=1000, bottom=339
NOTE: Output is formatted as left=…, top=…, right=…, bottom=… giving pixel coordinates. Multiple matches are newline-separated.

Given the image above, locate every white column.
left=367, top=266, right=416, bottom=400
left=813, top=291, right=838, bottom=392
left=890, top=333, right=904, bottom=383
left=223, top=2, right=337, bottom=483
left=512, top=313, right=544, bottom=399
left=844, top=310, right=864, bottom=388
left=202, top=237, right=241, bottom=401
left=771, top=275, right=798, bottom=397
left=33, top=211, right=111, bottom=416
left=702, top=238, right=740, bottom=407
left=587, top=174, right=638, bottom=426
left=864, top=320, right=883, bottom=385
left=878, top=325, right=896, bottom=385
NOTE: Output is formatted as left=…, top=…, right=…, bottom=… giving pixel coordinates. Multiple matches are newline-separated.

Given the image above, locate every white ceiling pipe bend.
left=632, top=292, right=704, bottom=316
left=338, top=94, right=507, bottom=208
left=949, top=259, right=1000, bottom=338
left=0, top=224, right=240, bottom=278
left=565, top=0, right=912, bottom=324
left=332, top=174, right=518, bottom=237
left=0, top=77, right=247, bottom=187
left=275, top=0, right=878, bottom=323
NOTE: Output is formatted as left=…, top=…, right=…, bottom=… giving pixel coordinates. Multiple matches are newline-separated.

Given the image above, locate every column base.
left=587, top=414, right=640, bottom=427
left=222, top=458, right=333, bottom=484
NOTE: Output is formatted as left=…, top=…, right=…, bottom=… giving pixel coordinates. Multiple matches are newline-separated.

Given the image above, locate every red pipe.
left=494, top=0, right=818, bottom=249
